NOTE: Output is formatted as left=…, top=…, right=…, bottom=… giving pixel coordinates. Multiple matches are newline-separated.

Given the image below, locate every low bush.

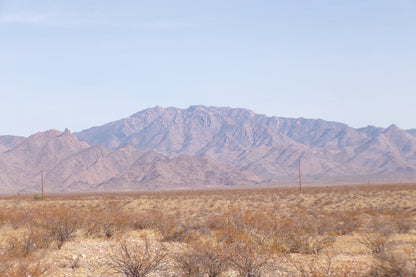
left=109, top=237, right=168, bottom=277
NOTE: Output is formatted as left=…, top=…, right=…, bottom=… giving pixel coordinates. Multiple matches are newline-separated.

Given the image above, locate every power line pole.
left=41, top=170, right=44, bottom=200
left=298, top=159, right=302, bottom=194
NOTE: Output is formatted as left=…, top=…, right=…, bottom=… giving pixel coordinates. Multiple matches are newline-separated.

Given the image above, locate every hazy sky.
left=1, top=0, right=415, bottom=136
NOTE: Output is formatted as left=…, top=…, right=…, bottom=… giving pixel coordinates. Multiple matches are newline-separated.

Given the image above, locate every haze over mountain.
left=76, top=106, right=416, bottom=179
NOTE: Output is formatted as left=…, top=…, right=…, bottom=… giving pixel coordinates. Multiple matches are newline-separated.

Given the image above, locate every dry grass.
left=0, top=184, right=416, bottom=276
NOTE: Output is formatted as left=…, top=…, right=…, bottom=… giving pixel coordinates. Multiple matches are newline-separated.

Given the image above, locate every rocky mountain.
left=2, top=105, right=416, bottom=193
left=99, top=154, right=261, bottom=191
left=408, top=129, right=416, bottom=138
left=0, top=129, right=89, bottom=193
left=0, top=135, right=25, bottom=153
left=76, top=106, right=416, bottom=179
left=0, top=129, right=262, bottom=194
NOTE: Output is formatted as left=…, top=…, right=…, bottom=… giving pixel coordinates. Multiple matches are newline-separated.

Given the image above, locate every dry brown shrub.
left=175, top=238, right=229, bottom=277
left=0, top=254, right=48, bottom=277
left=227, top=235, right=272, bottom=277
left=83, top=200, right=132, bottom=238
left=289, top=253, right=356, bottom=277
left=62, top=254, right=84, bottom=270
left=5, top=226, right=52, bottom=259
left=188, top=207, right=276, bottom=276
left=33, top=205, right=79, bottom=249
left=321, top=210, right=361, bottom=235
left=6, top=233, right=36, bottom=258
left=174, top=250, right=202, bottom=277
left=208, top=206, right=334, bottom=256
left=138, top=209, right=188, bottom=242
left=367, top=212, right=399, bottom=236
left=357, top=232, right=388, bottom=254
left=28, top=226, right=53, bottom=249
left=109, top=236, right=168, bottom=277
left=0, top=209, right=6, bottom=227
left=269, top=210, right=334, bottom=254
left=375, top=209, right=415, bottom=234
left=209, top=207, right=272, bottom=247
left=6, top=209, right=33, bottom=229
left=368, top=243, right=416, bottom=277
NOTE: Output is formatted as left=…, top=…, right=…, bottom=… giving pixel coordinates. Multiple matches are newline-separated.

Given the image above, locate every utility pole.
left=298, top=159, right=302, bottom=194
left=41, top=170, right=44, bottom=200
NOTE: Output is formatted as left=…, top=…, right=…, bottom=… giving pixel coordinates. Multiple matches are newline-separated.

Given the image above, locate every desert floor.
left=1, top=184, right=416, bottom=276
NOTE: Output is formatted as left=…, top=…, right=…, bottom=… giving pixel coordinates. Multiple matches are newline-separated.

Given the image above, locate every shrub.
left=176, top=239, right=229, bottom=277
left=174, top=250, right=202, bottom=277
left=0, top=255, right=48, bottom=277
left=368, top=243, right=416, bottom=277
left=83, top=201, right=131, bottom=239
left=139, top=209, right=187, bottom=242
left=35, top=205, right=79, bottom=249
left=33, top=194, right=43, bottom=200
left=6, top=232, right=36, bottom=258
left=270, top=211, right=333, bottom=254
left=290, top=253, right=337, bottom=277
left=357, top=232, right=388, bottom=254
left=227, top=235, right=271, bottom=277
left=6, top=227, right=52, bottom=258
left=109, top=237, right=168, bottom=277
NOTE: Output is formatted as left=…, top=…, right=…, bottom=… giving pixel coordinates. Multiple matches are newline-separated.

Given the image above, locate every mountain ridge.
left=2, top=105, right=416, bottom=193
left=75, top=106, right=416, bottom=179
left=0, top=128, right=262, bottom=193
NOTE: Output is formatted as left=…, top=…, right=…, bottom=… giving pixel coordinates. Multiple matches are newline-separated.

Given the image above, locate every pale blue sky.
left=1, top=0, right=415, bottom=136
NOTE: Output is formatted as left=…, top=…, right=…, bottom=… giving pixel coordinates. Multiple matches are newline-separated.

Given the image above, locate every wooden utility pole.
left=41, top=170, right=44, bottom=200
left=298, top=159, right=302, bottom=194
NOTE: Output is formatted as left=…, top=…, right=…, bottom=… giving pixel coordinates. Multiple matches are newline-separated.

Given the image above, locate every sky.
left=1, top=0, right=415, bottom=136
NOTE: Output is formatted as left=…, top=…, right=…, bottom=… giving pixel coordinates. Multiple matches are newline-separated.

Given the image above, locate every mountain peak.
left=384, top=124, right=402, bottom=134
left=187, top=105, right=209, bottom=112
left=30, top=129, right=61, bottom=139
left=387, top=124, right=400, bottom=130
left=130, top=105, right=168, bottom=118
left=59, top=128, right=72, bottom=137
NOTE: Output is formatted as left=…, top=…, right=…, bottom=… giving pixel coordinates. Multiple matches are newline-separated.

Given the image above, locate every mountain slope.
left=0, top=129, right=263, bottom=193
left=0, top=129, right=90, bottom=192
left=76, top=106, right=416, bottom=178
left=0, top=135, right=25, bottom=153
left=407, top=129, right=416, bottom=138
left=99, top=154, right=262, bottom=191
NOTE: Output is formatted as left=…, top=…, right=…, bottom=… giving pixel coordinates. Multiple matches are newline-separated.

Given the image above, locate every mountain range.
left=0, top=128, right=261, bottom=193
left=1, top=105, right=416, bottom=193
left=75, top=106, right=416, bottom=178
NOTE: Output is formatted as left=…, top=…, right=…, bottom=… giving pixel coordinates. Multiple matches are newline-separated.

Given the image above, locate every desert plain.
left=1, top=183, right=416, bottom=276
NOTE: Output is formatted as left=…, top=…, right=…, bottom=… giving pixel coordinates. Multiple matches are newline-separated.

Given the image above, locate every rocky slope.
left=408, top=129, right=416, bottom=138
left=76, top=106, right=416, bottom=179
left=99, top=154, right=262, bottom=192
left=0, top=135, right=25, bottom=153
left=0, top=129, right=262, bottom=194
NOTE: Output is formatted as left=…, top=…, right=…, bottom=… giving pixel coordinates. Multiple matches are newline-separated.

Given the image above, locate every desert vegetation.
left=1, top=184, right=416, bottom=276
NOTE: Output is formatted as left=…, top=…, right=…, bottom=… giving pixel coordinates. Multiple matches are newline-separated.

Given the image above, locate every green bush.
left=33, top=194, right=43, bottom=200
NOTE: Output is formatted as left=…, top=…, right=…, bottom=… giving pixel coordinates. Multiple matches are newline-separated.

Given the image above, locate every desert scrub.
left=0, top=184, right=415, bottom=276
left=109, top=236, right=168, bottom=277
left=32, top=205, right=80, bottom=249
left=175, top=238, right=229, bottom=277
